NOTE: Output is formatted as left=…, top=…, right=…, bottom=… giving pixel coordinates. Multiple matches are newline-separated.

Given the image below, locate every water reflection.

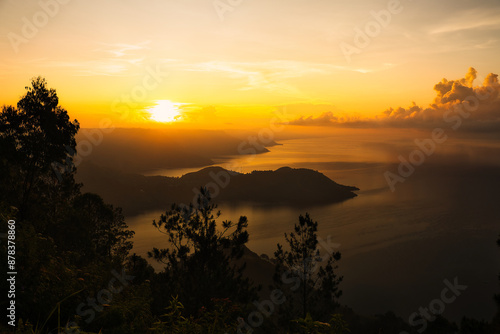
left=126, top=134, right=500, bottom=322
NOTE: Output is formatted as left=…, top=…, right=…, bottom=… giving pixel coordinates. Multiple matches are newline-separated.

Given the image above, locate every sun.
left=146, top=100, right=183, bottom=122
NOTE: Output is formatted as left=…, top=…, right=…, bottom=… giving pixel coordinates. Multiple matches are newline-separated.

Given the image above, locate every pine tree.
left=149, top=187, right=257, bottom=315
left=273, top=213, right=342, bottom=327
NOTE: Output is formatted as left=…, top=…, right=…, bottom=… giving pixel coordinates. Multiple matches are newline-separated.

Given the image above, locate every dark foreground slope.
left=77, top=164, right=358, bottom=215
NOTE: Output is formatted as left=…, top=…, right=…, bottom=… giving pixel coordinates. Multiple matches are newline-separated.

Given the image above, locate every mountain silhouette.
left=77, top=164, right=359, bottom=215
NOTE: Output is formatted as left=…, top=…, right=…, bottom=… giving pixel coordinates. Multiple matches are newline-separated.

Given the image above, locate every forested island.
left=77, top=164, right=359, bottom=215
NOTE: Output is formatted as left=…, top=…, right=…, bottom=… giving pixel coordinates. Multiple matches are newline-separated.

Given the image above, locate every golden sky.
left=1, top=0, right=499, bottom=128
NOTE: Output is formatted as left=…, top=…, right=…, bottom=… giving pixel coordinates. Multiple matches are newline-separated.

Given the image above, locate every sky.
left=1, top=0, right=499, bottom=129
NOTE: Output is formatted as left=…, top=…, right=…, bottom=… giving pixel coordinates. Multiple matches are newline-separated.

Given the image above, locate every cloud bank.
left=289, top=68, right=500, bottom=132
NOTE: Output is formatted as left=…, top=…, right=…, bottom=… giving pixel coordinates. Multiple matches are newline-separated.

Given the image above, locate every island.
left=77, top=164, right=359, bottom=215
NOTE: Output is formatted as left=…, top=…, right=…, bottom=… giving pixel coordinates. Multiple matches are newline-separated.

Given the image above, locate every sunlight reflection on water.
left=127, top=134, right=500, bottom=322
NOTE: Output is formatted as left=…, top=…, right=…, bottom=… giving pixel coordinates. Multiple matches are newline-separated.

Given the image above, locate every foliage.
left=84, top=282, right=153, bottom=334
left=0, top=76, right=80, bottom=220
left=57, top=193, right=134, bottom=262
left=328, top=314, right=351, bottom=334
left=150, top=296, right=240, bottom=334
left=273, top=213, right=342, bottom=327
left=0, top=78, right=135, bottom=333
left=292, top=313, right=332, bottom=334
left=459, top=316, right=492, bottom=333
left=148, top=187, right=257, bottom=315
left=13, top=319, right=89, bottom=334
left=291, top=313, right=350, bottom=334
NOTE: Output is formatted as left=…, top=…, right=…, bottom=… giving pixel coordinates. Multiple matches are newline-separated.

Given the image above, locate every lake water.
left=127, top=131, right=500, bottom=323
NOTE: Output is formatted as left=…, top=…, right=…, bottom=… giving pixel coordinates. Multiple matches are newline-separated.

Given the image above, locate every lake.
left=127, top=131, right=500, bottom=323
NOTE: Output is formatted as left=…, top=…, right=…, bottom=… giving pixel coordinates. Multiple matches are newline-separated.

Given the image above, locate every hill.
left=77, top=164, right=359, bottom=215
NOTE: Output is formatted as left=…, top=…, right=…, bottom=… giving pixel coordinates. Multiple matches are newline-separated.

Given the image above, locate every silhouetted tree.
left=149, top=187, right=257, bottom=315
left=0, top=78, right=139, bottom=333
left=273, top=213, right=342, bottom=328
left=0, top=76, right=80, bottom=221
left=459, top=316, right=492, bottom=333
left=126, top=253, right=155, bottom=284
left=74, top=193, right=134, bottom=259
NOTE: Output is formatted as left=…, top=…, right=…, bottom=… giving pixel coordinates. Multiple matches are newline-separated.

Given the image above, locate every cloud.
left=15, top=41, right=157, bottom=77
left=183, top=60, right=395, bottom=97
left=289, top=112, right=365, bottom=126
left=179, top=105, right=218, bottom=123
left=97, top=42, right=150, bottom=58
left=289, top=67, right=500, bottom=131
left=433, top=67, right=476, bottom=104
left=185, top=60, right=332, bottom=96
left=289, top=112, right=338, bottom=126
left=429, top=9, right=500, bottom=35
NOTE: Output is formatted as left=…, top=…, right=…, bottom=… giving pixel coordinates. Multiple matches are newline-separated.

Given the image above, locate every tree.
left=459, top=316, right=491, bottom=333
left=148, top=187, right=257, bottom=315
left=0, top=78, right=140, bottom=333
left=73, top=193, right=134, bottom=259
left=0, top=76, right=80, bottom=221
left=0, top=77, right=84, bottom=326
left=273, top=213, right=342, bottom=327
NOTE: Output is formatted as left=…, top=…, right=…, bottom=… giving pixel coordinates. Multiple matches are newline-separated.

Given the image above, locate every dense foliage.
left=148, top=188, right=258, bottom=316
left=273, top=213, right=342, bottom=330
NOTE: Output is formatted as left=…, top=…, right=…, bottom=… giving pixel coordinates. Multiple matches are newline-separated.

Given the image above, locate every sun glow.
left=147, top=100, right=183, bottom=123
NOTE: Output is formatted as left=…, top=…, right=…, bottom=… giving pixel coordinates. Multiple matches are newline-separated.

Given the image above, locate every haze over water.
left=129, top=130, right=500, bottom=323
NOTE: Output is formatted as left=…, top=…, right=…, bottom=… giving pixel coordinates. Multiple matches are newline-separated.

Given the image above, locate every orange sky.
left=1, top=0, right=499, bottom=129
